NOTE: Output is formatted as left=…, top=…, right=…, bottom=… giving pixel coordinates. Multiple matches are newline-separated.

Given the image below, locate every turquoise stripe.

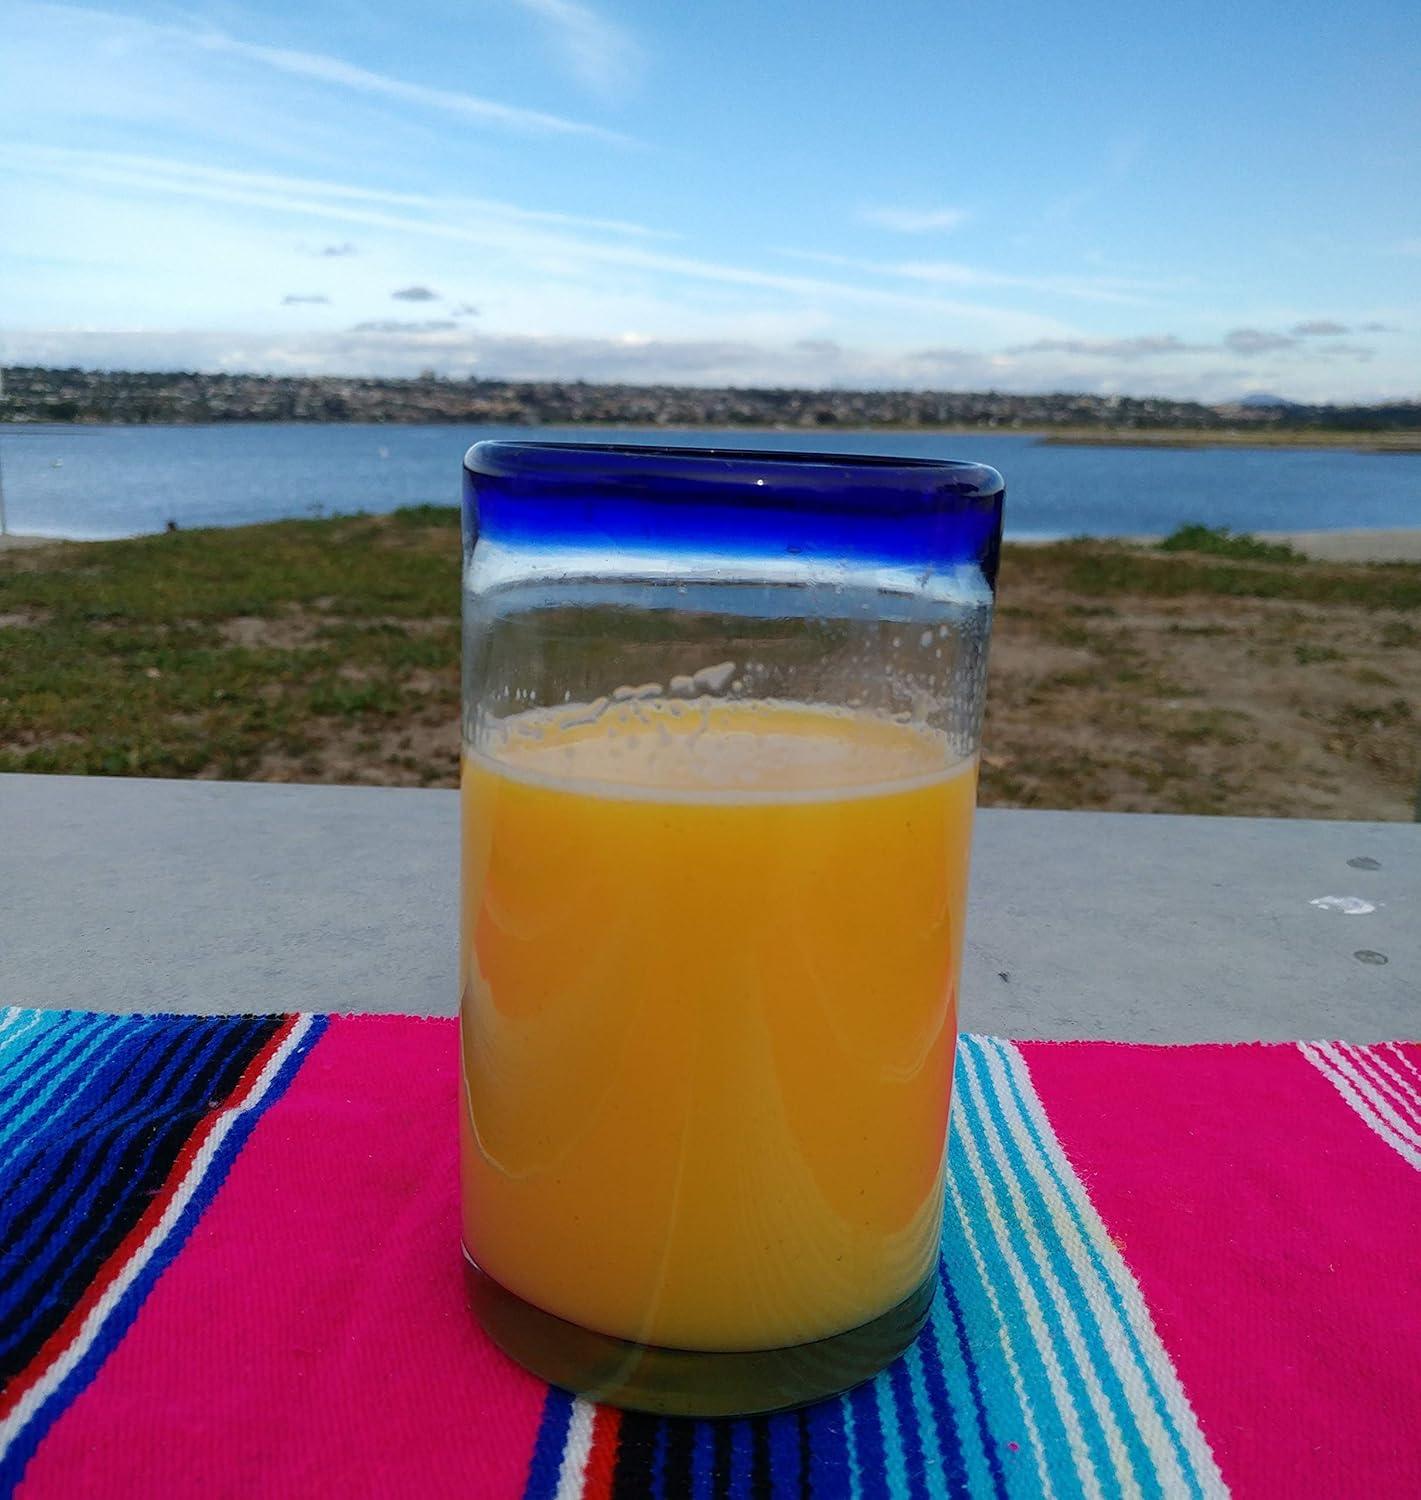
left=875, top=1358, right=914, bottom=1498
left=841, top=1388, right=864, bottom=1499
left=951, top=1055, right=1105, bottom=1497
left=900, top=1340, right=951, bottom=1496
left=959, top=1039, right=1158, bottom=1497
left=980, top=1038, right=1205, bottom=1498
left=942, top=1126, right=1089, bottom=1498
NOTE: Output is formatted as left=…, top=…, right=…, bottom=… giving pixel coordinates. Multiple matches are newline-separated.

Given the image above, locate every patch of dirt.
left=244, top=712, right=461, bottom=788
left=980, top=590, right=1421, bottom=819
left=219, top=614, right=326, bottom=649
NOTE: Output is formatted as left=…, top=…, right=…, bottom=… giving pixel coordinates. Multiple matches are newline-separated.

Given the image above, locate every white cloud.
left=509, top=0, right=643, bottom=98
left=858, top=205, right=969, bottom=234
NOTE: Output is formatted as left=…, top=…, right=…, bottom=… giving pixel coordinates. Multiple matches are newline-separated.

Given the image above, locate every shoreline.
left=6, top=524, right=1421, bottom=563
left=5, top=419, right=1420, bottom=454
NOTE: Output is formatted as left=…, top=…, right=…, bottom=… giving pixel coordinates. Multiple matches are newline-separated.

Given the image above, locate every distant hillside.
left=2, top=365, right=1418, bottom=432
left=1237, top=393, right=1303, bottom=408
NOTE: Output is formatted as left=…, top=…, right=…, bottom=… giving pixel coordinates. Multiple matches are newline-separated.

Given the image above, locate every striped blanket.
left=1, top=1010, right=1418, bottom=1498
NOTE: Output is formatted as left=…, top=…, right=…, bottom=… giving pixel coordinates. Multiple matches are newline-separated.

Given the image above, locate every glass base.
left=463, top=1249, right=936, bottom=1418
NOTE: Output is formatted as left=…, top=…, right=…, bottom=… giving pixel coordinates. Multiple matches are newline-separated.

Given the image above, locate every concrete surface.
left=1, top=773, right=1416, bottom=1040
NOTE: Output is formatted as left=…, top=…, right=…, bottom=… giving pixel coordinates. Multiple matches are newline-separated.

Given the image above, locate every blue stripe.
left=953, top=1047, right=1122, bottom=1492
left=0, top=1020, right=217, bottom=1237
left=651, top=1418, right=670, bottom=1500
left=522, top=1388, right=575, bottom=1500
left=0, top=1022, right=232, bottom=1357
left=886, top=1356, right=929, bottom=1497
left=0, top=1015, right=112, bottom=1152
left=848, top=1380, right=888, bottom=1499
left=765, top=1411, right=803, bottom=1496
left=690, top=1419, right=716, bottom=1500
left=0, top=1022, right=250, bottom=1342
left=727, top=1418, right=754, bottom=1499
left=980, top=1037, right=1203, bottom=1496
left=0, top=1015, right=327, bottom=1496
left=934, top=1260, right=1006, bottom=1500
left=915, top=1297, right=971, bottom=1499
left=805, top=1394, right=854, bottom=1498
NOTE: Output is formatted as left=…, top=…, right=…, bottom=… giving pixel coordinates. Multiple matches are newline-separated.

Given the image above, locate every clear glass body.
left=459, top=442, right=1004, bottom=1415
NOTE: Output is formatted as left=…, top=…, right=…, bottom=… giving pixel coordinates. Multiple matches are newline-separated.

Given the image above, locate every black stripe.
left=662, top=1418, right=695, bottom=1498
left=0, top=1014, right=284, bottom=1388
left=751, top=1417, right=772, bottom=1497
left=610, top=1411, right=660, bottom=1499
left=712, top=1420, right=734, bottom=1496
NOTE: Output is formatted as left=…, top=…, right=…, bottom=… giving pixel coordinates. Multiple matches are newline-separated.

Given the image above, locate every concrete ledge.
left=2, top=774, right=1415, bottom=1040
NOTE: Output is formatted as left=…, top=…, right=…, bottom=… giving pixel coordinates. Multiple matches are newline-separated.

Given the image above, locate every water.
left=2, top=423, right=1419, bottom=541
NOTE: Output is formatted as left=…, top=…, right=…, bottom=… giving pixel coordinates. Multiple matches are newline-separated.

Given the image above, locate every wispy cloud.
left=281, top=293, right=330, bottom=305
left=1223, top=327, right=1296, bottom=355
left=1009, top=335, right=1195, bottom=359
left=510, top=0, right=643, bottom=99
left=1290, top=319, right=1348, bottom=336
left=1011, top=327, right=1377, bottom=363
left=858, top=205, right=969, bottom=234
left=779, top=248, right=1163, bottom=305
left=1, top=145, right=1074, bottom=342
left=29, top=3, right=633, bottom=145
left=318, top=243, right=357, bottom=258
left=351, top=319, right=458, bottom=332
left=392, top=286, right=439, bottom=302
left=0, top=144, right=670, bottom=241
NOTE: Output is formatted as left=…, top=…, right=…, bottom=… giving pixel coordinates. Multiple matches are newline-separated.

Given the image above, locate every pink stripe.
left=20, top=1016, right=546, bottom=1498
left=1019, top=1041, right=1421, bottom=1500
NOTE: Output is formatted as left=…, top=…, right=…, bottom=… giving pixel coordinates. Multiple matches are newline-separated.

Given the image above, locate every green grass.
left=1004, top=537, right=1421, bottom=610
left=4, top=508, right=1419, bottom=806
left=0, top=509, right=461, bottom=779
left=1158, top=524, right=1302, bottom=563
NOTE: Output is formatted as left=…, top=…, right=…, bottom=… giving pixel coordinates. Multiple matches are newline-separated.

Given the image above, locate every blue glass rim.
left=463, top=440, right=1005, bottom=585
left=464, top=440, right=1003, bottom=508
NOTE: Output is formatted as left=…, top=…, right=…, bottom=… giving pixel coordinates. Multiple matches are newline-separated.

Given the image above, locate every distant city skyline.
left=2, top=0, right=1418, bottom=401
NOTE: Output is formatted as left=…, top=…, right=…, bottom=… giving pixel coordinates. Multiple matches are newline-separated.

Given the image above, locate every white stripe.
left=953, top=1066, right=1106, bottom=1500
left=979, top=1039, right=1227, bottom=1496
left=944, top=1170, right=1058, bottom=1500
left=0, top=1015, right=315, bottom=1456
left=958, top=1048, right=1142, bottom=1497
left=1299, top=1043, right=1421, bottom=1170
left=1341, top=1044, right=1421, bottom=1132
left=552, top=1398, right=597, bottom=1500
left=1313, top=1043, right=1421, bottom=1154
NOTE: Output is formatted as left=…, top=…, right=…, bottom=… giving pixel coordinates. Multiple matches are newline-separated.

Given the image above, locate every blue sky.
left=2, top=0, right=1418, bottom=401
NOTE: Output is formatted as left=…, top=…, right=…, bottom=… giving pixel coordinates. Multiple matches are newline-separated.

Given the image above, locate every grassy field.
left=2, top=510, right=1418, bottom=819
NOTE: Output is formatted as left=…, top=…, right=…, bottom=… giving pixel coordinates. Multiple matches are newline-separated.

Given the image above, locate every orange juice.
left=459, top=699, right=975, bottom=1353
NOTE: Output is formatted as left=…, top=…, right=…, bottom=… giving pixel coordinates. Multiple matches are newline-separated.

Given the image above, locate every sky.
left=1, top=0, right=1418, bottom=402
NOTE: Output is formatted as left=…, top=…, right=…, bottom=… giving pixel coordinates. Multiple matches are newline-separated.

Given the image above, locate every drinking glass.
left=459, top=441, right=1005, bottom=1416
